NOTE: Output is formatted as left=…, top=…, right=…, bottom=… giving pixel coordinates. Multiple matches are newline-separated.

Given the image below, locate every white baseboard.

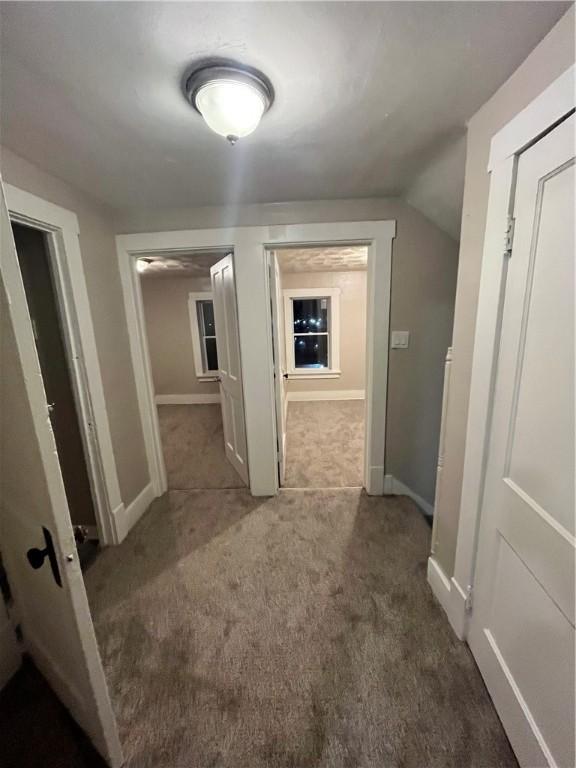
left=287, top=389, right=365, bottom=402
left=427, top=556, right=468, bottom=640
left=366, top=465, right=385, bottom=495
left=155, top=394, right=221, bottom=405
left=0, top=615, right=21, bottom=690
left=383, top=474, right=434, bottom=517
left=111, top=482, right=155, bottom=543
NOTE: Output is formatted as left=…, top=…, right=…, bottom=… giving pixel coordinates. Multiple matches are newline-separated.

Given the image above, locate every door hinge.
left=504, top=215, right=515, bottom=257
left=465, top=585, right=473, bottom=613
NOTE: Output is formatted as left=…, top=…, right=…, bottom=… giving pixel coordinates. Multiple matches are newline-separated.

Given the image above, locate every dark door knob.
left=26, top=526, right=62, bottom=588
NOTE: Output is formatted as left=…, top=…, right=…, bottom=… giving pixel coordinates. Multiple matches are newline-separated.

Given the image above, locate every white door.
left=0, top=185, right=123, bottom=767
left=469, top=115, right=574, bottom=768
left=210, top=253, right=249, bottom=485
left=269, top=251, right=286, bottom=486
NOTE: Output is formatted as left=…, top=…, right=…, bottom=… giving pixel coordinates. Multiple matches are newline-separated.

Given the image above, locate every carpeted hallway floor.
left=85, top=488, right=518, bottom=768
left=157, top=404, right=245, bottom=490
left=284, top=400, right=365, bottom=488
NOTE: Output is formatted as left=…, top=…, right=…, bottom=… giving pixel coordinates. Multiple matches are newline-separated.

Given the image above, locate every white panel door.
left=269, top=251, right=286, bottom=486
left=469, top=115, right=574, bottom=768
left=211, top=253, right=249, bottom=485
left=0, top=185, right=122, bottom=766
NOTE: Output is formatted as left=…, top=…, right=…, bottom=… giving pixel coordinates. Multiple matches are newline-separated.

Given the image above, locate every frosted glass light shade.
left=195, top=79, right=266, bottom=141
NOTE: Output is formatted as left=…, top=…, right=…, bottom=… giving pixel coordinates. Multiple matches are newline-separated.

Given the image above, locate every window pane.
left=294, top=334, right=328, bottom=369
left=198, top=300, right=216, bottom=336
left=292, top=298, right=329, bottom=333
left=205, top=337, right=219, bottom=372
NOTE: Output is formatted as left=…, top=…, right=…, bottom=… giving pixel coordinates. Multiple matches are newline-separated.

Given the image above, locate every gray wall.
left=282, top=270, right=367, bottom=394
left=433, top=6, right=575, bottom=576
left=1, top=147, right=148, bottom=507
left=115, top=197, right=458, bottom=507
left=140, top=275, right=219, bottom=397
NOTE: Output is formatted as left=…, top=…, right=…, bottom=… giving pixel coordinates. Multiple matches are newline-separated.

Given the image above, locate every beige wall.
left=433, top=7, right=575, bottom=576
left=115, top=197, right=458, bottom=507
left=0, top=147, right=148, bottom=506
left=281, top=270, right=367, bottom=393
left=140, top=275, right=219, bottom=396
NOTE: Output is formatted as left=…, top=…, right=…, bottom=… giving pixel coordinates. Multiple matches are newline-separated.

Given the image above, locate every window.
left=188, top=292, right=219, bottom=378
left=283, top=288, right=340, bottom=377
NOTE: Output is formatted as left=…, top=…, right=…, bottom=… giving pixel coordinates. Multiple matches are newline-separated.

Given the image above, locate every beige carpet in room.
left=157, top=404, right=245, bottom=490
left=284, top=400, right=365, bottom=488
left=86, top=489, right=517, bottom=768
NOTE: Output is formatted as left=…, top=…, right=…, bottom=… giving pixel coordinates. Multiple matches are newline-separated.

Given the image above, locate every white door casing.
left=0, top=185, right=123, bottom=766
left=268, top=250, right=286, bottom=485
left=469, top=115, right=575, bottom=768
left=210, top=253, right=249, bottom=485
left=4, top=184, right=122, bottom=546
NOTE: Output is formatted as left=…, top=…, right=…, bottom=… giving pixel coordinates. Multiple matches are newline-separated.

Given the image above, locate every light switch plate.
left=391, top=330, right=410, bottom=349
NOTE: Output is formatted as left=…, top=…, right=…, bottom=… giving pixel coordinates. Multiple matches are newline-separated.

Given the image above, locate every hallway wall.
left=432, top=6, right=575, bottom=577
left=0, top=147, right=148, bottom=508
left=114, top=198, right=459, bottom=507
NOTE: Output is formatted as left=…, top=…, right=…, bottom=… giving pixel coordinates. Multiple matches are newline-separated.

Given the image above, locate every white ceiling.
left=277, top=246, right=367, bottom=273
left=0, top=2, right=569, bottom=219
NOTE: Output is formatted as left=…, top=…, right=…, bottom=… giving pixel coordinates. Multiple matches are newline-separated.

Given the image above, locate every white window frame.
left=188, top=292, right=219, bottom=380
left=283, top=287, right=341, bottom=378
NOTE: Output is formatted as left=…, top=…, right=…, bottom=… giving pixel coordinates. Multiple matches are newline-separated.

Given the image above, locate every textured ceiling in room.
left=277, top=246, right=368, bottom=273
left=0, top=1, right=569, bottom=219
left=138, top=250, right=229, bottom=278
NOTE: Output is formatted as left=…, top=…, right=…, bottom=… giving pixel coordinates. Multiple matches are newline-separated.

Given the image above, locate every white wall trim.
left=452, top=65, right=576, bottom=630
left=426, top=557, right=468, bottom=640
left=155, top=393, right=221, bottom=405
left=488, top=64, right=575, bottom=171
left=287, top=389, right=365, bottom=402
left=187, top=291, right=218, bottom=379
left=265, top=220, right=396, bottom=497
left=4, top=184, right=122, bottom=546
left=283, top=286, right=341, bottom=375
left=111, top=483, right=154, bottom=544
left=384, top=474, right=434, bottom=517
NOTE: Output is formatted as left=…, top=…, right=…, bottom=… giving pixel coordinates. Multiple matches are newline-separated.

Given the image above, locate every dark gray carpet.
left=85, top=489, right=517, bottom=768
left=157, top=405, right=245, bottom=490
left=284, top=401, right=365, bottom=488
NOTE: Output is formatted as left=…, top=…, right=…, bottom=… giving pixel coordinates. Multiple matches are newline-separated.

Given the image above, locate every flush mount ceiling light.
left=184, top=63, right=273, bottom=145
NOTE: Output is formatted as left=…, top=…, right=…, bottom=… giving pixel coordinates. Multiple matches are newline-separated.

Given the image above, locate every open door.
left=0, top=184, right=123, bottom=767
left=268, top=250, right=286, bottom=486
left=210, top=253, right=249, bottom=485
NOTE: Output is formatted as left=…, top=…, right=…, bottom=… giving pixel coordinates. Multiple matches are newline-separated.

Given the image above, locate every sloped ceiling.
left=0, top=2, right=570, bottom=239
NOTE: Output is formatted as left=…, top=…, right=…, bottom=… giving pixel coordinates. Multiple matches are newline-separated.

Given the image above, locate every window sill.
left=198, top=375, right=219, bottom=382
left=287, top=370, right=341, bottom=380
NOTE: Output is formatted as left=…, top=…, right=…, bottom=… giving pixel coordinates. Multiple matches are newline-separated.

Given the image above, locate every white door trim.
left=117, top=220, right=394, bottom=500
left=264, top=220, right=396, bottom=495
left=3, top=184, right=122, bottom=546
left=443, top=64, right=575, bottom=639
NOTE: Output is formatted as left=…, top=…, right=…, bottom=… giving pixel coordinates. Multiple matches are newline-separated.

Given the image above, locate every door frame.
left=429, top=64, right=575, bottom=639
left=0, top=182, right=123, bottom=766
left=3, top=184, right=122, bottom=546
left=263, top=221, right=396, bottom=495
left=117, top=220, right=395, bottom=503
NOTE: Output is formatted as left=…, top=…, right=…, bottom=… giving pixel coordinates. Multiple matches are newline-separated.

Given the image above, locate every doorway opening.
left=269, top=245, right=368, bottom=489
left=11, top=222, right=100, bottom=568
left=136, top=250, right=248, bottom=491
